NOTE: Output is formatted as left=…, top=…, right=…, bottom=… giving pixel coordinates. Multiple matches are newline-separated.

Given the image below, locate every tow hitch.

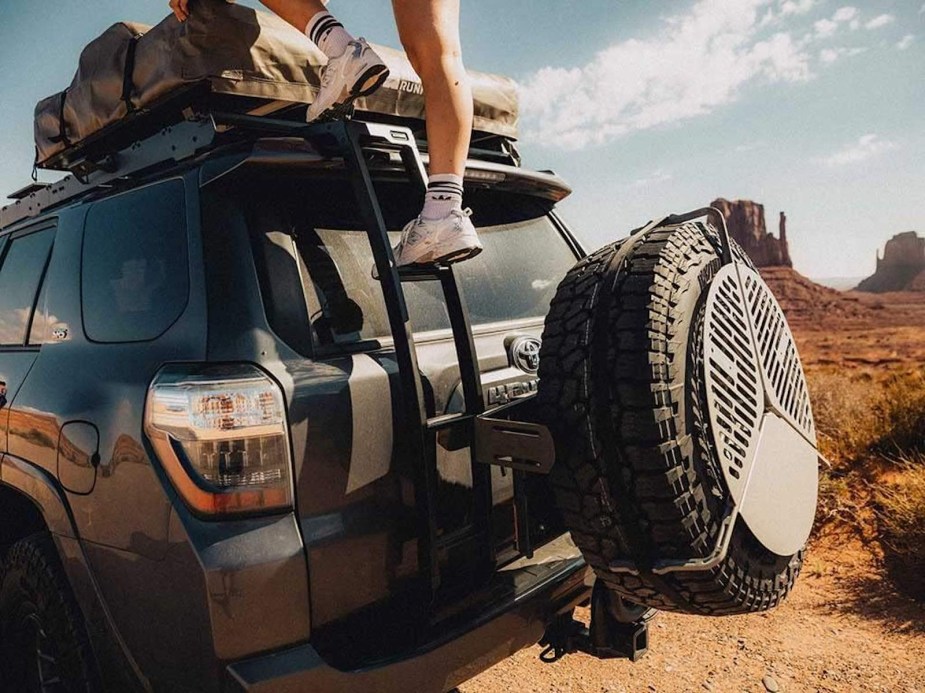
left=539, top=581, right=650, bottom=663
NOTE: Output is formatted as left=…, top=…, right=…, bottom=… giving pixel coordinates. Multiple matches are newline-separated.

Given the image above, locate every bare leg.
left=258, top=0, right=328, bottom=32
left=391, top=0, right=473, bottom=176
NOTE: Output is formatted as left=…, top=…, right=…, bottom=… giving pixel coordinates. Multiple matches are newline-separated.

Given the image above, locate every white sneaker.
left=306, top=39, right=389, bottom=122
left=394, top=208, right=483, bottom=267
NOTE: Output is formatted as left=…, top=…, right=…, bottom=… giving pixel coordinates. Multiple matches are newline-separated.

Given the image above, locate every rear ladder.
left=305, top=119, right=494, bottom=594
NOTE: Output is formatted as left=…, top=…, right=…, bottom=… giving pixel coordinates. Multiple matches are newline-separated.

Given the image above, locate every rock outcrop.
left=856, top=231, right=925, bottom=293
left=711, top=198, right=792, bottom=267
left=760, top=267, right=870, bottom=325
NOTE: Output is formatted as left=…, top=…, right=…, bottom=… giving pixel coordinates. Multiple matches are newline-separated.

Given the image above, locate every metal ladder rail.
left=405, top=266, right=494, bottom=571
left=308, top=119, right=491, bottom=591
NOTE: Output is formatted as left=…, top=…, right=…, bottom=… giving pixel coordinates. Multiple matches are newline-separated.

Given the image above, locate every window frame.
left=79, top=178, right=191, bottom=345
left=0, top=221, right=58, bottom=351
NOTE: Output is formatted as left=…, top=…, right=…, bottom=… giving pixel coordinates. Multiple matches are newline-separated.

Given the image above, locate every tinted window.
left=82, top=181, right=189, bottom=343
left=399, top=217, right=579, bottom=333
left=302, top=219, right=576, bottom=341
left=218, top=173, right=578, bottom=355
left=0, top=228, right=55, bottom=346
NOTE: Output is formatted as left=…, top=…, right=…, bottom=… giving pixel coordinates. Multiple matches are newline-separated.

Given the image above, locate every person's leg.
left=257, top=0, right=389, bottom=122
left=389, top=0, right=480, bottom=266
left=392, top=0, right=473, bottom=179
left=257, top=0, right=327, bottom=35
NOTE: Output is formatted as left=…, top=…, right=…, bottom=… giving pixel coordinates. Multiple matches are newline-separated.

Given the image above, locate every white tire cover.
left=703, top=264, right=818, bottom=556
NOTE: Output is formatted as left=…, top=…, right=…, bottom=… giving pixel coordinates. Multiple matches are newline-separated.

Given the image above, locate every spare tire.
left=537, top=217, right=815, bottom=616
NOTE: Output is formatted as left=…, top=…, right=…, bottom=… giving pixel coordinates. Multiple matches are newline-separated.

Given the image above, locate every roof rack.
left=7, top=182, right=51, bottom=201
left=3, top=102, right=527, bottom=232
left=1, top=117, right=219, bottom=231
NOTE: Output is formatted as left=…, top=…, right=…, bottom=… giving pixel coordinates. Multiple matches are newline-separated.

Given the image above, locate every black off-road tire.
left=0, top=532, right=100, bottom=691
left=537, top=220, right=803, bottom=615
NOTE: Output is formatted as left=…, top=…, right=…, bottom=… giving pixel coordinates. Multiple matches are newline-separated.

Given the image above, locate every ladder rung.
left=398, top=265, right=453, bottom=282
left=427, top=412, right=475, bottom=431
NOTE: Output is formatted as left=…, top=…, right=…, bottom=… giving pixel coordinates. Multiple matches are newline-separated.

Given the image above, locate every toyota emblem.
left=510, top=336, right=541, bottom=374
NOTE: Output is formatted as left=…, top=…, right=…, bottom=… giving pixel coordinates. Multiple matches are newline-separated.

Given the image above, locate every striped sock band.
left=305, top=11, right=354, bottom=59
left=421, top=174, right=464, bottom=219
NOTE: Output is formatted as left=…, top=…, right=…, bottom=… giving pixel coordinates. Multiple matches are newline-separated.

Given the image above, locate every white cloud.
left=820, top=46, right=869, bottom=63
left=781, top=0, right=815, bottom=16
left=761, top=0, right=816, bottom=25
left=865, top=14, right=895, bottom=29
left=815, top=7, right=861, bottom=38
left=814, top=18, right=839, bottom=38
left=519, top=0, right=813, bottom=149
left=896, top=34, right=915, bottom=50
left=820, top=134, right=897, bottom=166
left=832, top=6, right=858, bottom=22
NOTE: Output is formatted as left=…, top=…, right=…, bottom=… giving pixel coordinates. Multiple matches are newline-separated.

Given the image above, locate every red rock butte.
left=710, top=198, right=792, bottom=268
left=856, top=231, right=925, bottom=293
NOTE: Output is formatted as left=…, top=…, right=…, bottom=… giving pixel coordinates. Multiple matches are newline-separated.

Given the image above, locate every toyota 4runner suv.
left=0, top=5, right=820, bottom=691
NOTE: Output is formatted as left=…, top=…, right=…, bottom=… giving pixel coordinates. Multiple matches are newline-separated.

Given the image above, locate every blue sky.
left=1, top=0, right=922, bottom=278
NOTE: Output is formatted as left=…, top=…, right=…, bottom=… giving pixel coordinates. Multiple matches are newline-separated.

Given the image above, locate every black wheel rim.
left=10, top=603, right=65, bottom=692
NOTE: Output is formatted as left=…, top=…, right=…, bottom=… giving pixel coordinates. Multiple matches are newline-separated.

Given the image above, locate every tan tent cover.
left=35, top=0, right=519, bottom=168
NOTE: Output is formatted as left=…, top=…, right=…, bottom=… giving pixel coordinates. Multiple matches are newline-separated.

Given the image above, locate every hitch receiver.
left=539, top=581, right=650, bottom=663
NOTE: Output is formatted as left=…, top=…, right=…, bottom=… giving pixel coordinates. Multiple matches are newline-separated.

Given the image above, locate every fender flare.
left=0, top=454, right=152, bottom=691
left=1, top=454, right=79, bottom=539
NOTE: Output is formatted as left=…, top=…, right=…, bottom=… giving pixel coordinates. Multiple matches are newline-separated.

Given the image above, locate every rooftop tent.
left=34, top=0, right=519, bottom=170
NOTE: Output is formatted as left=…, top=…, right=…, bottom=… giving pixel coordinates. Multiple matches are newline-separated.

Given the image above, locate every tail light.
left=144, top=364, right=294, bottom=517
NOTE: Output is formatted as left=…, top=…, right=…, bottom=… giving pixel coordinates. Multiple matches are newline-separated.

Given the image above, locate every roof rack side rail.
left=1, top=119, right=218, bottom=230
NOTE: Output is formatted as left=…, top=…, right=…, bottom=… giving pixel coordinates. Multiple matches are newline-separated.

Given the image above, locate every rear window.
left=82, top=180, right=189, bottom=343
left=209, top=172, right=578, bottom=354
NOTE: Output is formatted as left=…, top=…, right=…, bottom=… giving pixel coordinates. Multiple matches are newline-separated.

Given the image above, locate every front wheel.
left=0, top=532, right=100, bottom=692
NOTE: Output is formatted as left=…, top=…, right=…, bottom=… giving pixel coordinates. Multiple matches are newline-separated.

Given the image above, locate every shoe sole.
left=384, top=244, right=482, bottom=275
left=433, top=244, right=483, bottom=265
left=310, top=65, right=390, bottom=123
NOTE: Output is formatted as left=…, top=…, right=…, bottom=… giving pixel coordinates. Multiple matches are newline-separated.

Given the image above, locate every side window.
left=0, top=228, right=55, bottom=347
left=82, top=180, right=189, bottom=343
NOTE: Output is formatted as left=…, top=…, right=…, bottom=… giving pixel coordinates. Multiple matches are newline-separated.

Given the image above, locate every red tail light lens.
left=144, top=364, right=294, bottom=517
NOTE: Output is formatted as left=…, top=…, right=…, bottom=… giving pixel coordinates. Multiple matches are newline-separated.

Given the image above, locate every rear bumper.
left=224, top=557, right=589, bottom=693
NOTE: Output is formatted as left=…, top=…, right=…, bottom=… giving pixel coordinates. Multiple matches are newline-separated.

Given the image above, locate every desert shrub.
left=870, top=371, right=925, bottom=459
left=807, top=368, right=925, bottom=539
left=808, top=368, right=925, bottom=465
left=808, top=370, right=880, bottom=465
left=876, top=465, right=925, bottom=600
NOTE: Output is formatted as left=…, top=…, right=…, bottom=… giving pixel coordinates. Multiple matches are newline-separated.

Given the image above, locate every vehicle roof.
left=2, top=128, right=571, bottom=235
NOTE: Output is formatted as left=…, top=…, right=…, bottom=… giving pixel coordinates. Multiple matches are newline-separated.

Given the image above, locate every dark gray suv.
left=0, top=69, right=822, bottom=693
left=0, top=115, right=597, bottom=691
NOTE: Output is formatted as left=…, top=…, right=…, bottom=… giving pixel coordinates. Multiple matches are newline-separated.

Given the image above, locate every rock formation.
left=856, top=231, right=925, bottom=293
left=710, top=198, right=792, bottom=267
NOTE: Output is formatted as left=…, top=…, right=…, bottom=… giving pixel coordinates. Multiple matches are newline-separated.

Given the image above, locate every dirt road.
left=461, top=535, right=925, bottom=692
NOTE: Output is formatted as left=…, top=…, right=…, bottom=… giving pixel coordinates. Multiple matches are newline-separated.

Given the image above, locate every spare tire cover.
left=537, top=217, right=817, bottom=616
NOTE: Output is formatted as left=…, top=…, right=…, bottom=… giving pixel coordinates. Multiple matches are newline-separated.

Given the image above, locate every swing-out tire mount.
left=537, top=211, right=818, bottom=616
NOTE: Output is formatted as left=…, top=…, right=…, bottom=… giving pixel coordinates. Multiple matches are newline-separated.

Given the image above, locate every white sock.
left=305, top=11, right=354, bottom=59
left=421, top=174, right=464, bottom=220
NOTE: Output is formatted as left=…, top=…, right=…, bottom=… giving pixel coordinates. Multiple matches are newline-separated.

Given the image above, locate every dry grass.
left=869, top=371, right=925, bottom=458
left=809, top=368, right=925, bottom=467
left=876, top=465, right=925, bottom=600
left=807, top=367, right=925, bottom=599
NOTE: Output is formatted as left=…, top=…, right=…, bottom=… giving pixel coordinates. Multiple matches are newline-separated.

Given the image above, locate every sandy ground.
left=461, top=535, right=925, bottom=693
